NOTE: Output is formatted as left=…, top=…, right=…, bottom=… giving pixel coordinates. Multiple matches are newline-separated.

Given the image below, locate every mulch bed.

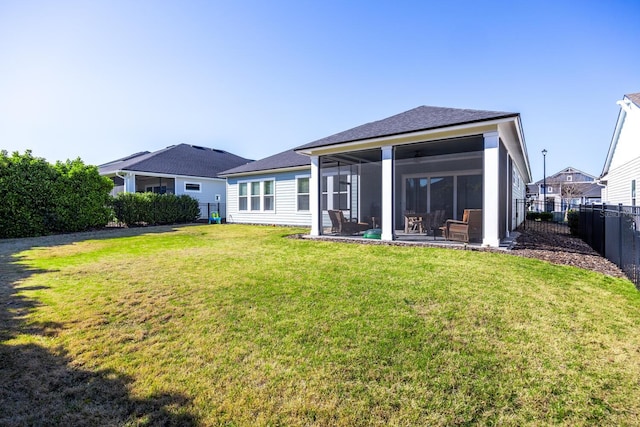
left=510, top=229, right=627, bottom=279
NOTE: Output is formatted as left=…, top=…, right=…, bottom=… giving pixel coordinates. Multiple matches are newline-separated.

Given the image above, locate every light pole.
left=542, top=149, right=547, bottom=212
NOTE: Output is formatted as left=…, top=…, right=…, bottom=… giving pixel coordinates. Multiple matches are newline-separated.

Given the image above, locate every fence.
left=516, top=199, right=575, bottom=235
left=198, top=202, right=226, bottom=222
left=579, top=204, right=640, bottom=288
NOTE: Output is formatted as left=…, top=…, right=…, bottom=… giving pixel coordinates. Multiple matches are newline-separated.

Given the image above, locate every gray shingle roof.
left=220, top=149, right=309, bottom=176
left=295, top=105, right=518, bottom=151
left=626, top=92, right=640, bottom=106
left=99, top=144, right=252, bottom=179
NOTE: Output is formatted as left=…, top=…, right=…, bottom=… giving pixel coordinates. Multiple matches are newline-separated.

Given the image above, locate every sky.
left=1, top=0, right=638, bottom=182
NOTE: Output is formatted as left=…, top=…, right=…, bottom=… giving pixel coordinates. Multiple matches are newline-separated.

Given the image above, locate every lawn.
left=1, top=224, right=639, bottom=426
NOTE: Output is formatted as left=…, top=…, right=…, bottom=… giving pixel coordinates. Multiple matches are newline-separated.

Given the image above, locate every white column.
left=381, top=146, right=394, bottom=241
left=124, top=173, right=136, bottom=193
left=310, top=156, right=320, bottom=236
left=483, top=132, right=500, bottom=247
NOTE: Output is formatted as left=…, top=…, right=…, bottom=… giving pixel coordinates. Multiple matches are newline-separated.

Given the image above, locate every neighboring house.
left=220, top=149, right=311, bottom=226
left=600, top=92, right=640, bottom=205
left=529, top=167, right=602, bottom=211
left=99, top=144, right=252, bottom=219
left=295, top=105, right=531, bottom=247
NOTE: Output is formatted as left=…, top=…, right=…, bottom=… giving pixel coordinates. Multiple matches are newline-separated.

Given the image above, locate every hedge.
left=111, top=193, right=200, bottom=226
left=0, top=151, right=113, bottom=238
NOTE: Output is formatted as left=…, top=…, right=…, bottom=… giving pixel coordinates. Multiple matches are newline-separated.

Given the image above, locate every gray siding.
left=226, top=170, right=312, bottom=226
left=175, top=177, right=227, bottom=218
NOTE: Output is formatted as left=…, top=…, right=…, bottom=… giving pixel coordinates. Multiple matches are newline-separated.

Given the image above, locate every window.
left=185, top=182, right=201, bottom=192
left=250, top=182, right=261, bottom=210
left=238, top=179, right=275, bottom=212
left=239, top=183, right=248, bottom=210
left=263, top=180, right=274, bottom=211
left=632, top=180, right=636, bottom=206
left=546, top=186, right=553, bottom=194
left=320, top=174, right=350, bottom=211
left=297, top=177, right=310, bottom=211
left=566, top=175, right=573, bottom=182
left=321, top=176, right=328, bottom=210
left=333, top=173, right=350, bottom=210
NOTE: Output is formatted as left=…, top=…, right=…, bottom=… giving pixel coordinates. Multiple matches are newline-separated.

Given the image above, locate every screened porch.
left=319, top=136, right=485, bottom=242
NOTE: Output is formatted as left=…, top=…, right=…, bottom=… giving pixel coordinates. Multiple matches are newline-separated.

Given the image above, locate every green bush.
left=52, top=159, right=114, bottom=232
left=0, top=151, right=113, bottom=238
left=111, top=193, right=200, bottom=226
left=526, top=211, right=553, bottom=222
left=567, top=210, right=579, bottom=236
left=539, top=211, right=553, bottom=222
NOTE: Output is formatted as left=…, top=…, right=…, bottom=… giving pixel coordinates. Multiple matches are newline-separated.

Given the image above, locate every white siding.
left=226, top=170, right=312, bottom=226
left=604, top=100, right=640, bottom=205
left=603, top=157, right=640, bottom=205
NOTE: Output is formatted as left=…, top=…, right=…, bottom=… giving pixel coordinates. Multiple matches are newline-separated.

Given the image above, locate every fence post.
left=601, top=204, right=606, bottom=256
left=619, top=204, right=624, bottom=268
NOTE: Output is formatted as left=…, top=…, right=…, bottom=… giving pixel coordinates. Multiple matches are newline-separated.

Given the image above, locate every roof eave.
left=295, top=115, right=519, bottom=156
left=102, top=169, right=226, bottom=181
left=220, top=165, right=310, bottom=178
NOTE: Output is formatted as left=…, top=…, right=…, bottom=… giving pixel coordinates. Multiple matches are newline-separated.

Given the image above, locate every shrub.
left=567, top=210, right=580, bottom=235
left=539, top=212, right=553, bottom=222
left=526, top=211, right=553, bottom=222
left=52, top=159, right=114, bottom=232
left=0, top=151, right=113, bottom=238
left=111, top=193, right=200, bottom=226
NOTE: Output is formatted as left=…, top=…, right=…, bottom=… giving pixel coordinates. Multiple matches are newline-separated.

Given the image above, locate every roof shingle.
left=295, top=105, right=518, bottom=151
left=220, top=149, right=309, bottom=176
left=625, top=92, right=640, bottom=106
left=99, top=144, right=252, bottom=178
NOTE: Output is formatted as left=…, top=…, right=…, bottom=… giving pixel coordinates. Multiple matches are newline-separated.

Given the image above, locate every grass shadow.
left=0, top=225, right=199, bottom=425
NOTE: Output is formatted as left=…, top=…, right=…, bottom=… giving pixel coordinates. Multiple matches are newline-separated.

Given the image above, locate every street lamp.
left=542, top=149, right=547, bottom=212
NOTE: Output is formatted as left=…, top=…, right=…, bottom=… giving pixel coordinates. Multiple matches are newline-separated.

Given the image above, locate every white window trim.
left=296, top=175, right=311, bottom=212
left=237, top=178, right=276, bottom=212
left=184, top=182, right=202, bottom=193
left=321, top=172, right=351, bottom=211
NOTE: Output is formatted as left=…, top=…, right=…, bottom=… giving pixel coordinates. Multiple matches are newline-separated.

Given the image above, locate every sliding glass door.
left=404, top=174, right=481, bottom=222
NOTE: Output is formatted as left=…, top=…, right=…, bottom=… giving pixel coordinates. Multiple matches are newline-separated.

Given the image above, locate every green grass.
left=1, top=224, right=639, bottom=426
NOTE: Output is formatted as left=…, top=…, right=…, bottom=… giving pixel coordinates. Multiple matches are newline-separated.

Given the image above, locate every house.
left=296, top=105, right=531, bottom=247
left=223, top=105, right=531, bottom=247
left=220, top=149, right=311, bottom=226
left=600, top=92, right=640, bottom=205
left=529, top=167, right=602, bottom=212
left=99, top=144, right=252, bottom=219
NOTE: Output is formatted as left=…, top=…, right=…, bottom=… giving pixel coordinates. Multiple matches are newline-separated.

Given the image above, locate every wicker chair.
left=441, top=209, right=482, bottom=243
left=328, top=210, right=369, bottom=235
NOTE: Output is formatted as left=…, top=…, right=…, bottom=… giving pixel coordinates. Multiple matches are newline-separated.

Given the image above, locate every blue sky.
left=1, top=0, right=638, bottom=182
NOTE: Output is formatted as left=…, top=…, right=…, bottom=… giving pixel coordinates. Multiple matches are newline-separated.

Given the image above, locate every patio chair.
left=441, top=209, right=482, bottom=243
left=420, top=212, right=433, bottom=236
left=430, top=209, right=446, bottom=237
left=404, top=210, right=424, bottom=233
left=328, top=210, right=369, bottom=235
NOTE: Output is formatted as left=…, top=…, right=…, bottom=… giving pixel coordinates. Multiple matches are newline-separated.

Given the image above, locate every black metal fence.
left=516, top=199, right=574, bottom=235
left=579, top=204, right=640, bottom=288
left=198, top=202, right=226, bottom=222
